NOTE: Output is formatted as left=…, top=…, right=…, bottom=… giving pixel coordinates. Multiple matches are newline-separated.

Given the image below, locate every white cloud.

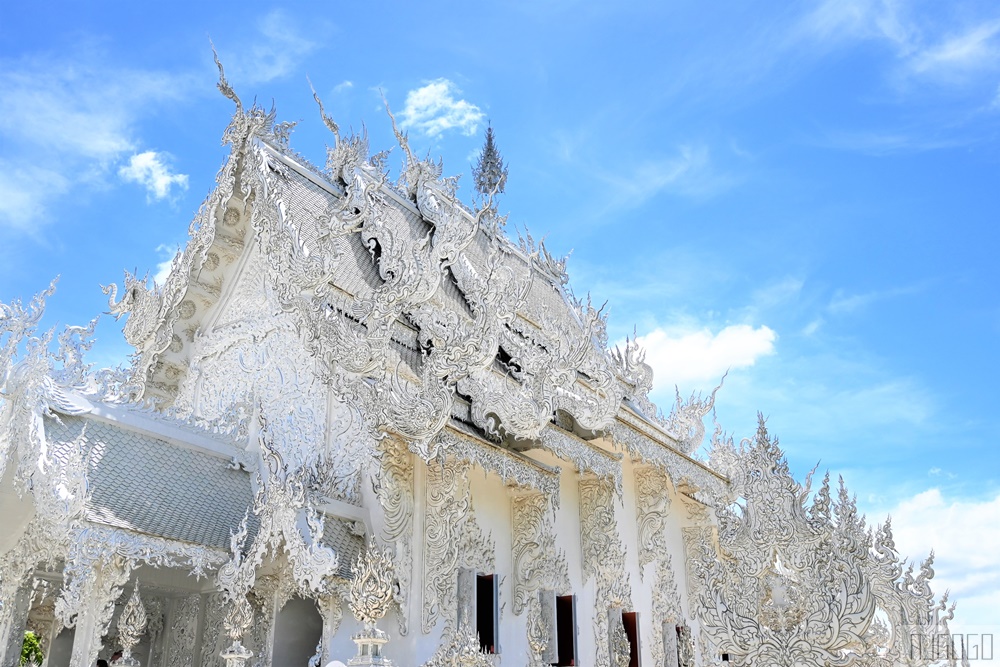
left=590, top=144, right=736, bottom=216
left=827, top=283, right=923, bottom=314
left=152, top=244, right=179, bottom=287
left=797, top=2, right=1000, bottom=84
left=334, top=80, right=354, bottom=93
left=398, top=79, right=485, bottom=137
left=119, top=152, right=188, bottom=201
left=632, top=324, right=777, bottom=392
left=878, top=489, right=1000, bottom=635
left=230, top=9, right=317, bottom=84
left=911, top=20, right=1000, bottom=77
left=0, top=51, right=190, bottom=230
left=0, top=161, right=70, bottom=232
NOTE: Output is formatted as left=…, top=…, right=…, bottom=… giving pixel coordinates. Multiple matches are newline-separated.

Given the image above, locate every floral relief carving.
left=634, top=466, right=683, bottom=667
left=421, top=456, right=495, bottom=635
left=579, top=476, right=632, bottom=667
left=164, top=594, right=201, bottom=667
left=373, top=436, right=415, bottom=635
left=511, top=492, right=567, bottom=617
left=686, top=417, right=961, bottom=666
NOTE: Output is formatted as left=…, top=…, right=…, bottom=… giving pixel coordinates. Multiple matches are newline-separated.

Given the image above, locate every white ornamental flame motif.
left=115, top=584, right=148, bottom=666
left=349, top=541, right=396, bottom=627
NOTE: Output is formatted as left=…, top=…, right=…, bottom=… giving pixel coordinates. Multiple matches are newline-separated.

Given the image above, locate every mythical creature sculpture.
left=103, top=272, right=167, bottom=348
left=664, top=375, right=724, bottom=456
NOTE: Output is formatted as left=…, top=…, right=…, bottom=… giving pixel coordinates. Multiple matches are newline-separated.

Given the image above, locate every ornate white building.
left=0, top=63, right=964, bottom=667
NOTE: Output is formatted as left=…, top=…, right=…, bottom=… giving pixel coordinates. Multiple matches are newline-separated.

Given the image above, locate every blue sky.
left=2, top=0, right=999, bottom=637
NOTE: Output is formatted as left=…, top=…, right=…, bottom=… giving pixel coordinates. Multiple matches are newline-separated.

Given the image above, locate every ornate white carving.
left=663, top=379, right=723, bottom=456
left=215, top=414, right=340, bottom=661
left=634, top=466, right=683, bottom=667
left=422, top=457, right=495, bottom=635
left=349, top=542, right=395, bottom=627
left=433, top=429, right=560, bottom=506
left=115, top=584, right=148, bottom=666
left=199, top=593, right=229, bottom=667
left=538, top=425, right=620, bottom=495
left=687, top=417, right=961, bottom=666
left=579, top=477, right=631, bottom=667
left=164, top=594, right=200, bottom=667
left=347, top=542, right=396, bottom=666
left=610, top=417, right=729, bottom=505
left=373, top=437, right=414, bottom=635
left=511, top=492, right=568, bottom=616
left=608, top=611, right=631, bottom=667
left=420, top=625, right=493, bottom=667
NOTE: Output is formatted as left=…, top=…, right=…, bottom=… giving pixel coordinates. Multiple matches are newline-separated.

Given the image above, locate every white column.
left=68, top=559, right=129, bottom=667
left=319, top=594, right=343, bottom=665
left=0, top=583, right=32, bottom=667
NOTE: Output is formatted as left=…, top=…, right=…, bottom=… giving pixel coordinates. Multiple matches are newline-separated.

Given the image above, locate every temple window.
left=476, top=573, right=500, bottom=654
left=622, top=611, right=640, bottom=667
left=553, top=594, right=578, bottom=666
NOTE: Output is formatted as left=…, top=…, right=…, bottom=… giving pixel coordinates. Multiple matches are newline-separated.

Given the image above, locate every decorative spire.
left=114, top=584, right=148, bottom=666
left=472, top=124, right=508, bottom=201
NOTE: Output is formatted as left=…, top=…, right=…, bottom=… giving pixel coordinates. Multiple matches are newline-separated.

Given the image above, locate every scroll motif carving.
left=511, top=492, right=568, bottom=616
left=433, top=429, right=560, bottom=507
left=373, top=437, right=414, bottom=635
left=687, top=417, right=961, bottom=666
left=634, top=467, right=683, bottom=667
left=422, top=457, right=495, bottom=635
left=199, top=593, right=229, bottom=667
left=610, top=418, right=729, bottom=505
left=164, top=594, right=201, bottom=667
left=579, top=477, right=631, bottom=667
left=538, top=425, right=620, bottom=495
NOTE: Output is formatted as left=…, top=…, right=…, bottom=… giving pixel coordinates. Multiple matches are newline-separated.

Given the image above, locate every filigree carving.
left=215, top=413, right=340, bottom=662
left=433, top=429, right=560, bottom=507
left=373, top=437, right=414, bottom=635
left=610, top=417, right=729, bottom=506
left=511, top=492, right=568, bottom=617
left=609, top=611, right=631, bottom=667
left=687, top=416, right=960, bottom=666
left=663, top=378, right=724, bottom=456
left=199, top=593, right=228, bottom=667
left=538, top=425, right=620, bottom=495
left=115, top=584, right=148, bottom=666
left=634, top=467, right=682, bottom=667
left=420, top=625, right=493, bottom=667
left=164, top=594, right=200, bottom=667
left=579, top=477, right=631, bottom=667
left=422, top=457, right=495, bottom=634
left=350, top=541, right=396, bottom=627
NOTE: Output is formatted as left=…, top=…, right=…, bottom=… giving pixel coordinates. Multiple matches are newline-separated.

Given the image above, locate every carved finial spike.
left=210, top=39, right=242, bottom=113
left=382, top=91, right=414, bottom=166
left=308, top=77, right=340, bottom=143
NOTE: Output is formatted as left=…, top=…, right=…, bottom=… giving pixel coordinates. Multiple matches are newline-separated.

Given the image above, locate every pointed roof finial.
left=473, top=122, right=508, bottom=200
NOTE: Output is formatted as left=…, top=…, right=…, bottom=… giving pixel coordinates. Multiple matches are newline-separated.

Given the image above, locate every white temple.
left=0, top=61, right=964, bottom=667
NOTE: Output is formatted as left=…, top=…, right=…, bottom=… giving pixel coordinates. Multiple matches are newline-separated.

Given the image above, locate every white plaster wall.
left=272, top=597, right=323, bottom=667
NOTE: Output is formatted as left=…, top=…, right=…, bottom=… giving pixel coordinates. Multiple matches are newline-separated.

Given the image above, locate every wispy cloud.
left=224, top=9, right=319, bottom=84
left=910, top=19, right=1000, bottom=80
left=398, top=79, right=485, bottom=137
left=334, top=80, right=354, bottom=94
left=152, top=244, right=179, bottom=287
left=630, top=324, right=777, bottom=392
left=827, top=283, right=924, bottom=314
left=592, top=144, right=736, bottom=213
left=796, top=1, right=1000, bottom=84
left=0, top=50, right=190, bottom=231
left=119, top=151, right=189, bottom=201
